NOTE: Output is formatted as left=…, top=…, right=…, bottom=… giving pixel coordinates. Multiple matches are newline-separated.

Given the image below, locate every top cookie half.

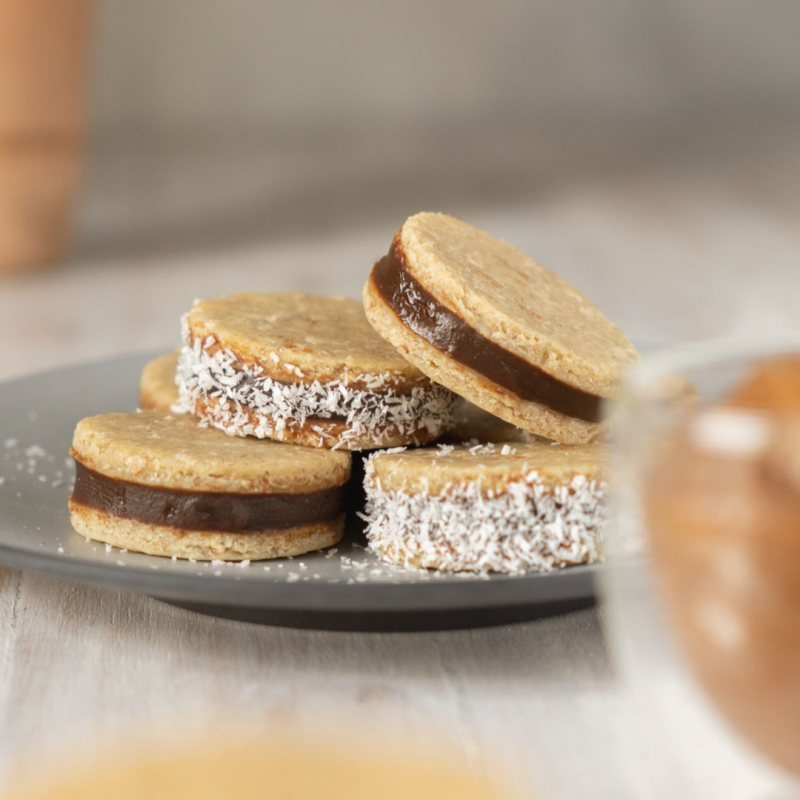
left=179, top=293, right=456, bottom=450
left=363, top=213, right=639, bottom=444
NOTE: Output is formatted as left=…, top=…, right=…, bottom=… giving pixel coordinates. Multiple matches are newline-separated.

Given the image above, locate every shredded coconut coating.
left=361, top=454, right=608, bottom=573
left=177, top=323, right=457, bottom=450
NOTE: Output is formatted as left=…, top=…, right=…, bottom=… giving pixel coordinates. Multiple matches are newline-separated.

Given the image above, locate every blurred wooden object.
left=0, top=0, right=91, bottom=273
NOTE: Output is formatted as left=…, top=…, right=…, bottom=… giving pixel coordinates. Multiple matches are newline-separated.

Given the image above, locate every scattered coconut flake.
left=468, top=443, right=497, bottom=456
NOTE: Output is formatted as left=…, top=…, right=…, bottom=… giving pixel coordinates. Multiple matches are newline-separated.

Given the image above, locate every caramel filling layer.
left=370, top=244, right=603, bottom=423
left=71, top=462, right=346, bottom=533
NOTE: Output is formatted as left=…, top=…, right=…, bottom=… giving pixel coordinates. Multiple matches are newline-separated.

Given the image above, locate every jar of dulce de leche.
left=604, top=343, right=800, bottom=800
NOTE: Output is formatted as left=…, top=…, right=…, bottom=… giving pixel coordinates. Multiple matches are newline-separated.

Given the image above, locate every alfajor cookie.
left=178, top=293, right=456, bottom=450
left=69, top=411, right=351, bottom=560
left=364, top=212, right=639, bottom=444
left=139, top=351, right=179, bottom=411
left=362, top=441, right=608, bottom=573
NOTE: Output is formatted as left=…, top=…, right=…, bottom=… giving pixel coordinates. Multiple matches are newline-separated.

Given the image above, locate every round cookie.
left=178, top=292, right=457, bottom=450
left=363, top=212, right=640, bottom=444
left=139, top=351, right=179, bottom=411
left=363, top=441, right=608, bottom=573
left=69, top=411, right=351, bottom=560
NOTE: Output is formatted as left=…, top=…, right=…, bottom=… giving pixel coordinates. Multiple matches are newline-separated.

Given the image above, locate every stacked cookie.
left=70, top=412, right=349, bottom=561
left=70, top=212, right=638, bottom=572
left=177, top=293, right=455, bottom=449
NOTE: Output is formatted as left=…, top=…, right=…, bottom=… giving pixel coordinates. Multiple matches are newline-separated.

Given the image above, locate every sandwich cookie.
left=362, top=441, right=608, bottom=573
left=364, top=212, right=639, bottom=444
left=178, top=293, right=456, bottom=450
left=69, top=411, right=351, bottom=560
left=139, top=351, right=179, bottom=411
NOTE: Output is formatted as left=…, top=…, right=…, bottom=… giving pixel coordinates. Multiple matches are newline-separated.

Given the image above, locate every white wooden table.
left=0, top=124, right=798, bottom=799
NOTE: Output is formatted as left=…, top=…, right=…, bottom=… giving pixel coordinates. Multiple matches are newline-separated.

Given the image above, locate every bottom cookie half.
left=69, top=501, right=345, bottom=561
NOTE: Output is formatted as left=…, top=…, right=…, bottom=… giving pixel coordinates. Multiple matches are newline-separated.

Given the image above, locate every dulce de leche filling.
left=370, top=243, right=603, bottom=423
left=71, top=461, right=346, bottom=533
left=647, top=392, right=800, bottom=777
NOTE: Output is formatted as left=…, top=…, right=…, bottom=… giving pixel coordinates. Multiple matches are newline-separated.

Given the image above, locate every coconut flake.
left=361, top=453, right=608, bottom=574
left=176, top=334, right=456, bottom=448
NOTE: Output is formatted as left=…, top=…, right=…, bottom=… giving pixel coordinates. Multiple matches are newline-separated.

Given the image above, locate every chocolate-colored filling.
left=371, top=244, right=603, bottom=423
left=71, top=462, right=346, bottom=533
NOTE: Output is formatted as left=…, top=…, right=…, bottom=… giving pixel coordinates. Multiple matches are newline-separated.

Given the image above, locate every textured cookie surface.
left=371, top=441, right=607, bottom=494
left=179, top=292, right=456, bottom=449
left=364, top=440, right=609, bottom=573
left=364, top=213, right=639, bottom=444
left=187, top=292, right=424, bottom=387
left=390, top=213, right=637, bottom=391
left=139, top=351, right=179, bottom=411
left=72, top=411, right=351, bottom=493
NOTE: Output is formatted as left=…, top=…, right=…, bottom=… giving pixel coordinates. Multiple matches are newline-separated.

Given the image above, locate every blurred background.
left=1, top=0, right=799, bottom=378
left=2, top=7, right=800, bottom=798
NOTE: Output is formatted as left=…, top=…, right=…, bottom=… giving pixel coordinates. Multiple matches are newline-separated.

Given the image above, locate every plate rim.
left=0, top=352, right=600, bottom=617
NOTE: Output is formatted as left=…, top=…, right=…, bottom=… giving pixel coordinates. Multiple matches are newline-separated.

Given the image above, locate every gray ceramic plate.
left=0, top=354, right=597, bottom=631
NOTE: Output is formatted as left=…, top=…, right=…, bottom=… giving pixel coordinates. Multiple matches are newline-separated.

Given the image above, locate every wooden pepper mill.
left=0, top=0, right=91, bottom=273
